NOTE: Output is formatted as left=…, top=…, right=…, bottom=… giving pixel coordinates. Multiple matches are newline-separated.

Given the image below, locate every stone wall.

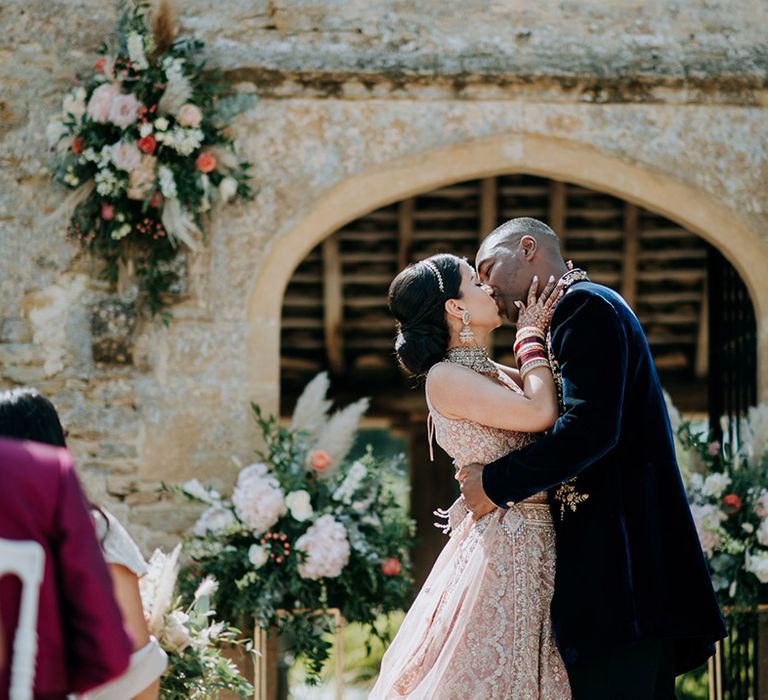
left=1, top=0, right=767, bottom=552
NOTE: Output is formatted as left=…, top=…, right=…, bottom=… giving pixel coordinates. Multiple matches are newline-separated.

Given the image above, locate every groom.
left=459, top=217, right=725, bottom=698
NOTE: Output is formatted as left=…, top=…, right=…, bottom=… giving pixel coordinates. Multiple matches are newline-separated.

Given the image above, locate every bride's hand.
left=514, top=275, right=563, bottom=333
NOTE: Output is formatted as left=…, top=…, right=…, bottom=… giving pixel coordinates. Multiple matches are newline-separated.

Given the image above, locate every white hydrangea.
left=192, top=503, right=236, bottom=537
left=285, top=490, right=313, bottom=522
left=701, top=473, right=731, bottom=499
left=95, top=168, right=121, bottom=196
left=158, top=165, right=177, bottom=198
left=231, top=463, right=287, bottom=534
left=126, top=32, right=149, bottom=70
left=757, top=518, right=768, bottom=547
left=162, top=126, right=204, bottom=156
left=745, top=550, right=768, bottom=584
left=332, top=461, right=368, bottom=505
left=690, top=503, right=726, bottom=556
left=295, top=514, right=350, bottom=580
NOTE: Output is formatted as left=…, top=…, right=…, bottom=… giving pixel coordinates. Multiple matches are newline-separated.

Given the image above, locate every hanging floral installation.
left=48, top=0, right=252, bottom=316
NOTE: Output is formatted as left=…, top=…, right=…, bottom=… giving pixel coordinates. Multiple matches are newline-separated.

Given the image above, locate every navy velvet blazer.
left=482, top=281, right=726, bottom=674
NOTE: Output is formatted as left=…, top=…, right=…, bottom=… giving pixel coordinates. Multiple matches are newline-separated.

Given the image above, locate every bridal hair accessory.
left=459, top=310, right=475, bottom=344
left=421, top=260, right=445, bottom=293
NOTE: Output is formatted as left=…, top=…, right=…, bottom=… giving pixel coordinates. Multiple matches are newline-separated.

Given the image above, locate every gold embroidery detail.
left=554, top=480, right=590, bottom=521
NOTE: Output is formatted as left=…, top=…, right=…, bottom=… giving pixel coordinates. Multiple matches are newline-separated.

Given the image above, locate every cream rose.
left=176, top=103, right=202, bottom=128
left=127, top=155, right=157, bottom=201
left=110, top=141, right=142, bottom=172
left=87, top=83, right=121, bottom=123
left=285, top=490, right=313, bottom=522
left=248, top=543, right=269, bottom=569
left=162, top=610, right=192, bottom=653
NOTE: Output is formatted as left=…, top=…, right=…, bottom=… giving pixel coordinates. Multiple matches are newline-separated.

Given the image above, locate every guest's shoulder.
left=0, top=437, right=72, bottom=478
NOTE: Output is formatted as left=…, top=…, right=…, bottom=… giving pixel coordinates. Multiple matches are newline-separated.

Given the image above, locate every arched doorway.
left=277, top=172, right=758, bottom=585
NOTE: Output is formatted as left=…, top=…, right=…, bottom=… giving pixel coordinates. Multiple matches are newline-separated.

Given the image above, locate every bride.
left=369, top=253, right=571, bottom=699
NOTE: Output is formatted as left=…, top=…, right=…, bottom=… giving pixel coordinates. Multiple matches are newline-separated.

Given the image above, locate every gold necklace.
left=444, top=346, right=498, bottom=377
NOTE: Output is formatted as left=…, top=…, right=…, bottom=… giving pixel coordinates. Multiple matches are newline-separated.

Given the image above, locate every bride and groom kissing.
left=370, top=217, right=726, bottom=699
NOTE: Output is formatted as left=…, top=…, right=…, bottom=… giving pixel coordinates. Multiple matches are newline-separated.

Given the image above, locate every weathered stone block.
left=90, top=297, right=137, bottom=365
left=0, top=318, right=33, bottom=343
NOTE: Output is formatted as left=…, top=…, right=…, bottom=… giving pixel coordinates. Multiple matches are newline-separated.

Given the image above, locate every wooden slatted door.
left=281, top=174, right=717, bottom=415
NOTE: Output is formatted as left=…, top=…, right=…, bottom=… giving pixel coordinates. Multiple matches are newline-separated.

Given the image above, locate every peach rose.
left=177, top=103, right=202, bottom=128
left=127, top=155, right=157, bottom=201
left=309, top=449, right=332, bottom=473
left=381, top=557, right=401, bottom=577
left=86, top=83, right=121, bottom=123
left=195, top=151, right=217, bottom=173
left=109, top=93, right=142, bottom=129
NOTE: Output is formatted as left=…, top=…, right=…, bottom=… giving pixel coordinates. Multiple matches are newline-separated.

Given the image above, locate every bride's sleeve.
left=482, top=291, right=628, bottom=507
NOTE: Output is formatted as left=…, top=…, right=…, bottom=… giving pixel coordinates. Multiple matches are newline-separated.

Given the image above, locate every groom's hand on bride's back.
left=458, top=463, right=497, bottom=520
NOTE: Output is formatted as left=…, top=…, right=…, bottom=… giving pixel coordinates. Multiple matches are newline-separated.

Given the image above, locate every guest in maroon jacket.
left=0, top=437, right=132, bottom=698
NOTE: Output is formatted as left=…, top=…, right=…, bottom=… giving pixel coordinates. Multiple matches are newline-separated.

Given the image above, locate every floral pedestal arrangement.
left=177, top=372, right=415, bottom=691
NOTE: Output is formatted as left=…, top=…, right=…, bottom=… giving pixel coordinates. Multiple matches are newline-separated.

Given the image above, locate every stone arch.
left=246, top=132, right=768, bottom=412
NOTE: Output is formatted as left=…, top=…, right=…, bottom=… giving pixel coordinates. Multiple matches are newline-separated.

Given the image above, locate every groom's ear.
left=520, top=235, right=538, bottom=260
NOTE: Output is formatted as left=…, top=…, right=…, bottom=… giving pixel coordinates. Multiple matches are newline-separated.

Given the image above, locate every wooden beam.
left=695, top=280, right=709, bottom=378
left=397, top=198, right=415, bottom=270
left=322, top=236, right=345, bottom=374
left=548, top=180, right=566, bottom=256
left=479, top=177, right=497, bottom=242
left=621, top=203, right=640, bottom=308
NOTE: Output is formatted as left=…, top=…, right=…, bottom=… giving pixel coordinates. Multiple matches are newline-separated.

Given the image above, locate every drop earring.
left=459, top=310, right=475, bottom=344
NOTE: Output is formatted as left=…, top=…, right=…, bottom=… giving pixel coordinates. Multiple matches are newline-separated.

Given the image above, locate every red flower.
left=138, top=136, right=156, bottom=154
left=195, top=151, right=217, bottom=173
left=71, top=136, right=85, bottom=155
left=101, top=203, right=115, bottom=221
left=95, top=57, right=107, bottom=73
left=723, top=493, right=742, bottom=515
left=381, top=557, right=401, bottom=577
left=149, top=191, right=161, bottom=208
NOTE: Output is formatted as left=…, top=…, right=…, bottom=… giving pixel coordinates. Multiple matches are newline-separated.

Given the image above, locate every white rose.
left=248, top=544, right=269, bottom=569
left=162, top=610, right=192, bottom=653
left=110, top=141, right=142, bottom=172
left=176, top=103, right=202, bottom=128
left=219, top=176, right=238, bottom=203
left=139, top=122, right=153, bottom=138
left=285, top=490, right=313, bottom=522
left=154, top=116, right=169, bottom=131
left=192, top=503, right=236, bottom=537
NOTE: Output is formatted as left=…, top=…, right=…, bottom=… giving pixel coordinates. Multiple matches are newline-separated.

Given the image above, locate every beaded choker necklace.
left=445, top=346, right=498, bottom=377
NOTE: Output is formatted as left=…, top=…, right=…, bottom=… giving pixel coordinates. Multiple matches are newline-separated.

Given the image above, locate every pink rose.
left=381, top=557, right=401, bottom=577
left=708, top=441, right=721, bottom=457
left=309, top=450, right=332, bottom=473
left=101, top=203, right=115, bottom=220
left=176, top=103, right=202, bottom=128
left=110, top=141, right=142, bottom=172
left=109, top=93, right=143, bottom=129
left=127, top=155, right=157, bottom=201
left=86, top=83, right=121, bottom=123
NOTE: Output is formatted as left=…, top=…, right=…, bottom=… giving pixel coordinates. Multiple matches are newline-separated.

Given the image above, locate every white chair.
left=0, top=539, right=45, bottom=700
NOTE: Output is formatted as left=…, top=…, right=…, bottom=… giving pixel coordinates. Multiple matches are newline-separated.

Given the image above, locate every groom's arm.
left=482, top=290, right=629, bottom=507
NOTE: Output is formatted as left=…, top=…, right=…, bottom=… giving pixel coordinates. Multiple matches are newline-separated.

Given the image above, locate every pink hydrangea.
left=86, top=83, right=121, bottom=123
left=231, top=463, right=286, bottom=534
left=109, top=93, right=143, bottom=129
left=295, top=514, right=350, bottom=580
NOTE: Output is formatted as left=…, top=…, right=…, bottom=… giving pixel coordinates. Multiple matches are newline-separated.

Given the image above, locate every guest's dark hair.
left=0, top=387, right=67, bottom=447
left=0, top=387, right=109, bottom=532
left=388, top=254, right=463, bottom=376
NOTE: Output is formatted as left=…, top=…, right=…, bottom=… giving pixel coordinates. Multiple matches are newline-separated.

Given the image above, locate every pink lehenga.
left=369, top=363, right=571, bottom=699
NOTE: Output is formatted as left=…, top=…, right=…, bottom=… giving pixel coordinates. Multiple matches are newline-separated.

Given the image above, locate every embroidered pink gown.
left=369, top=365, right=571, bottom=699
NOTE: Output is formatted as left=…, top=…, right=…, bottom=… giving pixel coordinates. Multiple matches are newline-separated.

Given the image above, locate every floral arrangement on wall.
left=178, top=373, right=415, bottom=680
left=667, top=395, right=768, bottom=611
left=139, top=544, right=253, bottom=698
left=48, top=0, right=251, bottom=316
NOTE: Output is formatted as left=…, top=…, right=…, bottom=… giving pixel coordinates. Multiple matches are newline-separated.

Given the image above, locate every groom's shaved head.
left=483, top=217, right=560, bottom=254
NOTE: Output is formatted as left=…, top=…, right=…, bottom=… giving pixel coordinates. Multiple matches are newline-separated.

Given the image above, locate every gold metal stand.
left=253, top=608, right=345, bottom=700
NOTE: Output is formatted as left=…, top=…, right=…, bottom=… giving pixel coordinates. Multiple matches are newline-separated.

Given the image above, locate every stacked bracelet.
left=514, top=325, right=550, bottom=381
left=520, top=357, right=551, bottom=381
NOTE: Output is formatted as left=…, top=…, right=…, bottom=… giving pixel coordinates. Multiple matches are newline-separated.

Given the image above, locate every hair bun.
left=395, top=322, right=448, bottom=376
